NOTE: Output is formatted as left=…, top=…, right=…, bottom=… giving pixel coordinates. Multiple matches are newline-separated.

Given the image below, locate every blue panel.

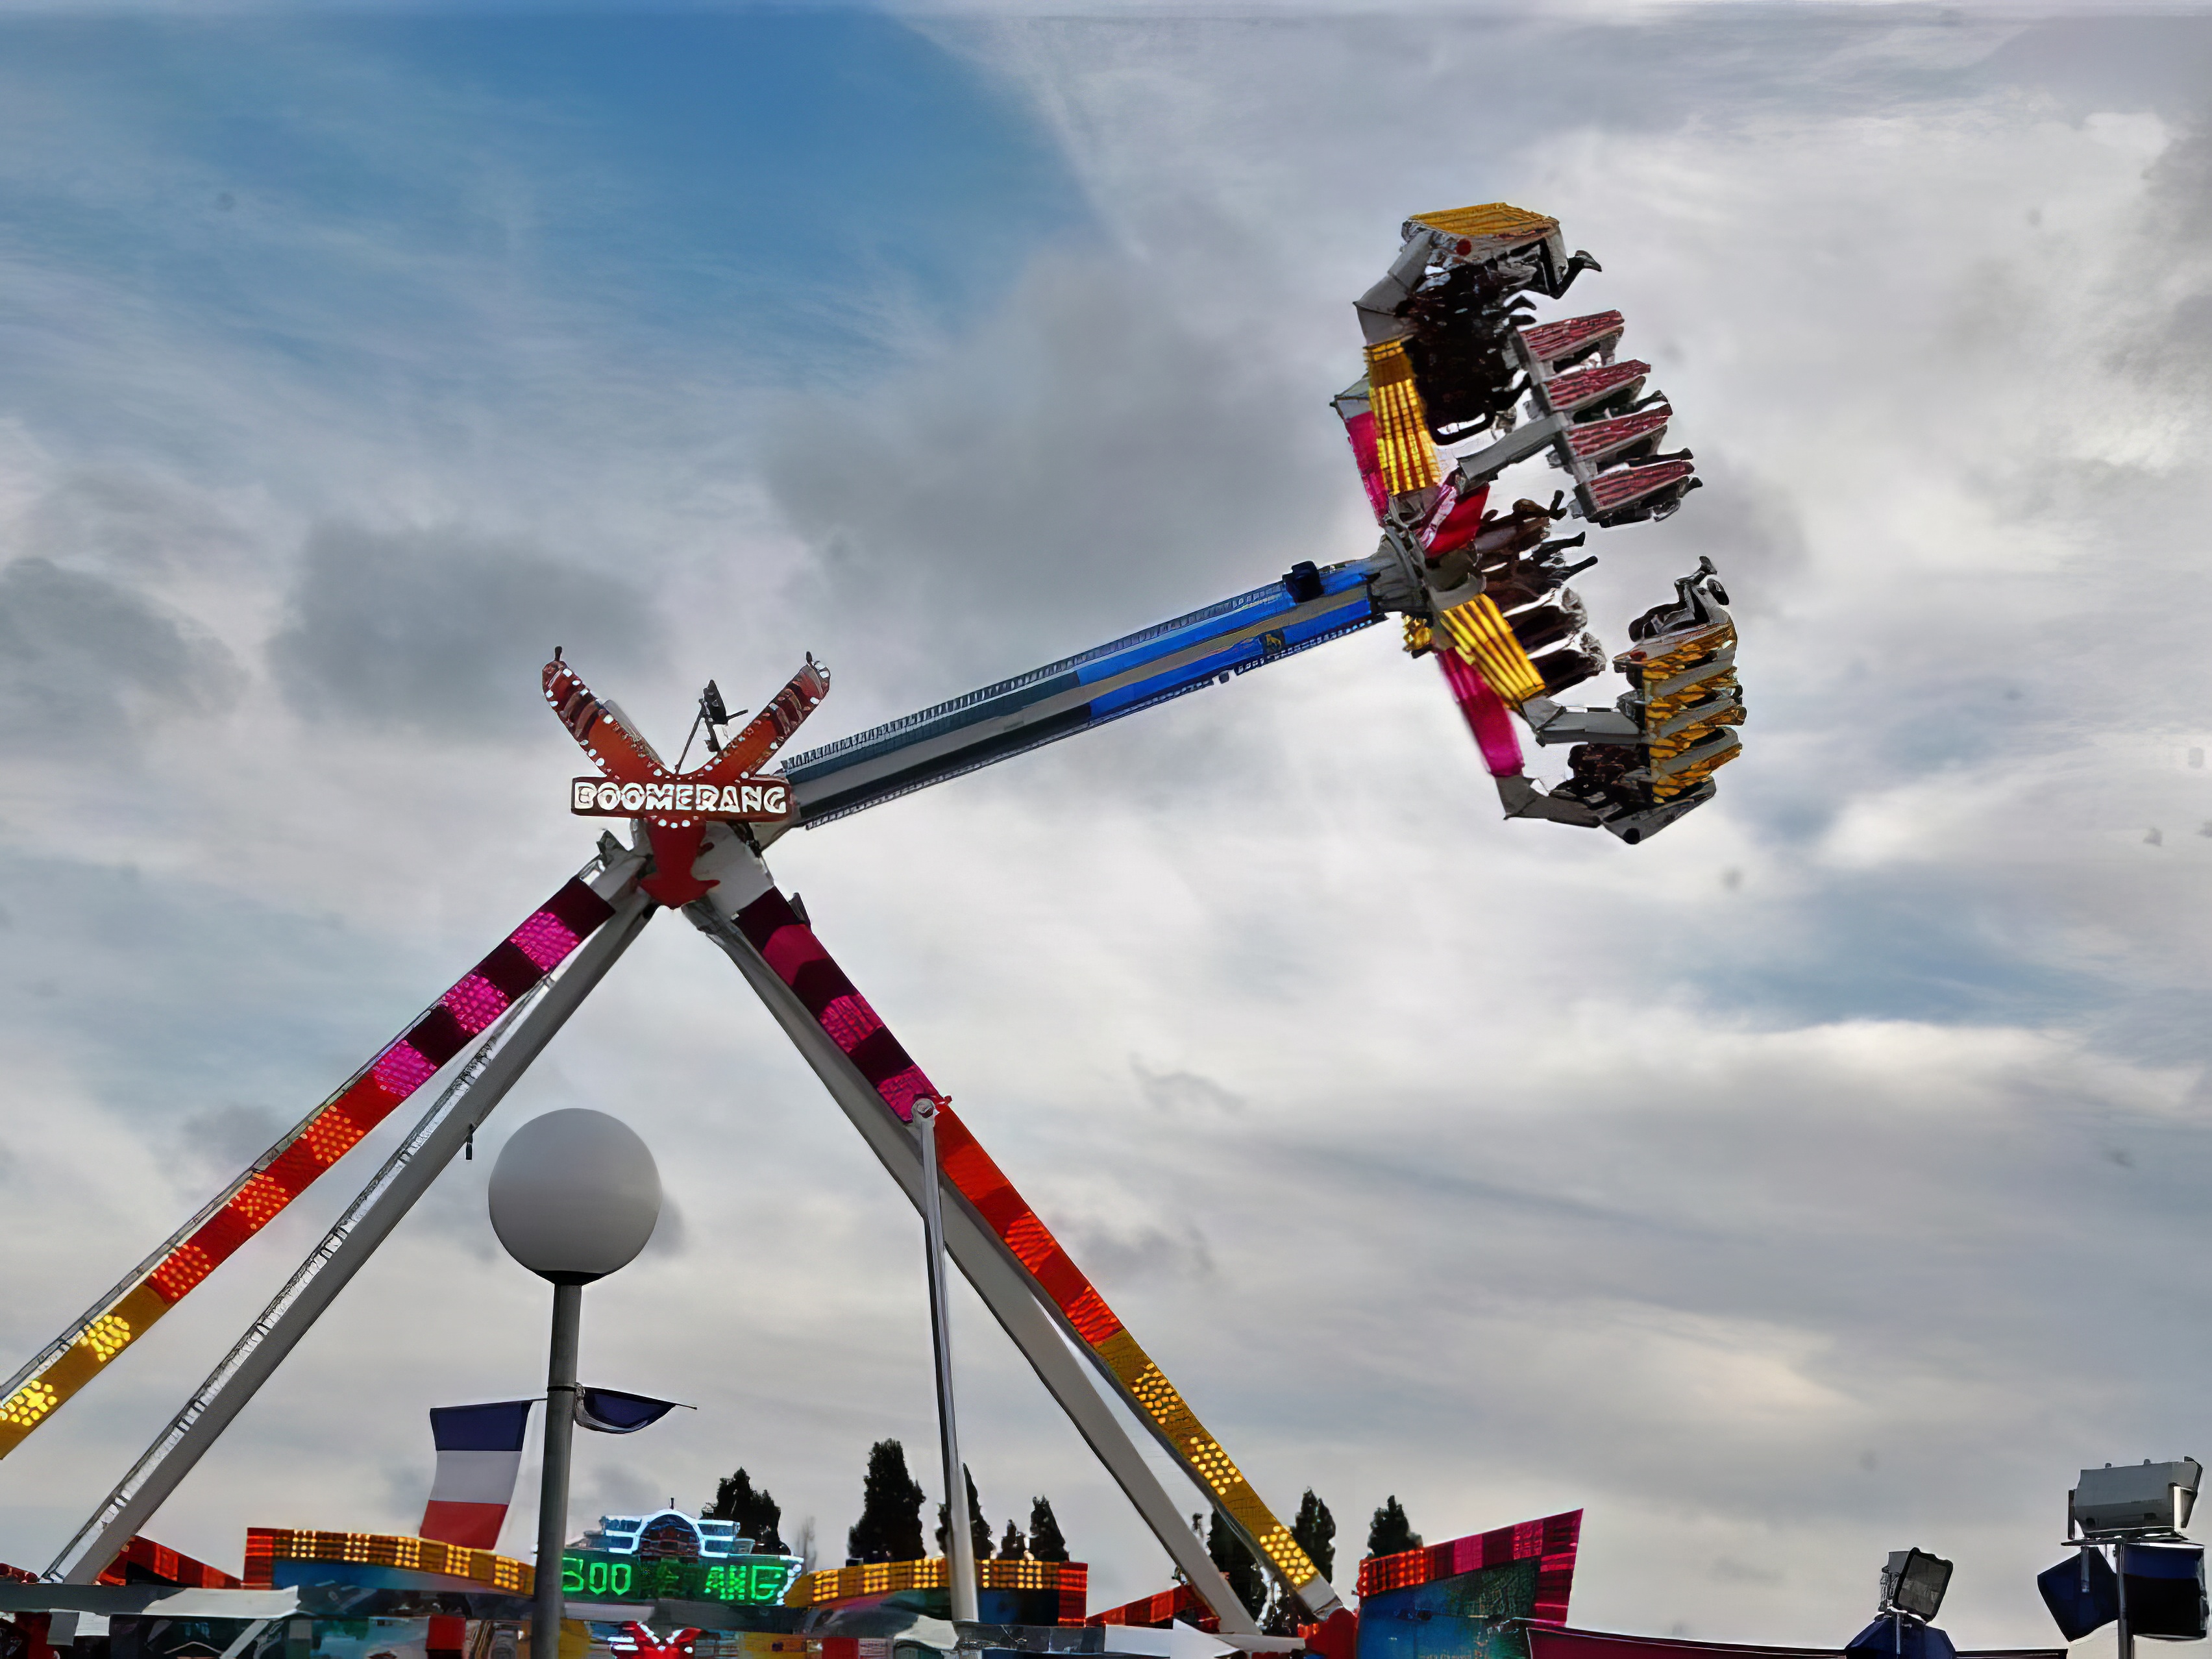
left=1074, top=563, right=1371, bottom=689
left=1074, top=591, right=1290, bottom=687
left=787, top=567, right=1379, bottom=824
left=1358, top=1559, right=1540, bottom=1659
left=1085, top=593, right=1375, bottom=718
left=787, top=563, right=1374, bottom=780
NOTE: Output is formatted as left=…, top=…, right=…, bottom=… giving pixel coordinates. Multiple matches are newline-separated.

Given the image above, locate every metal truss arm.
left=767, top=568, right=1381, bottom=837
left=48, top=865, right=654, bottom=1583
left=0, top=859, right=635, bottom=1465
left=682, top=831, right=1339, bottom=1632
left=685, top=900, right=1267, bottom=1636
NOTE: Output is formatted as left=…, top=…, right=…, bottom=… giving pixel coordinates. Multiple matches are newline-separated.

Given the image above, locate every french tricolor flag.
left=419, top=1401, right=534, bottom=1550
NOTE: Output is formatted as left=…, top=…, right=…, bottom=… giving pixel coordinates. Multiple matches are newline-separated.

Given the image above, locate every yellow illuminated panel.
left=1185, top=1437, right=1246, bottom=1492
left=783, top=1557, right=1083, bottom=1612
left=1088, top=1331, right=1322, bottom=1590
left=1407, top=204, right=1559, bottom=247
left=1639, top=620, right=1734, bottom=682
left=1364, top=342, right=1440, bottom=497
left=0, top=876, right=611, bottom=1468
left=244, top=1527, right=532, bottom=1595
left=1436, top=598, right=1546, bottom=706
left=1633, top=621, right=1741, bottom=801
left=0, top=1284, right=169, bottom=1456
left=1253, top=1523, right=1307, bottom=1577
left=0, top=1380, right=58, bottom=1432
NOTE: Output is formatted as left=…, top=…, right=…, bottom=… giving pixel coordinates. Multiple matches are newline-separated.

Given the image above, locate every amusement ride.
left=0, top=204, right=1745, bottom=1652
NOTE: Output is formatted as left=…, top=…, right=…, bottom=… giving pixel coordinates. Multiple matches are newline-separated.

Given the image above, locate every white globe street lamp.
left=488, top=1109, right=661, bottom=1659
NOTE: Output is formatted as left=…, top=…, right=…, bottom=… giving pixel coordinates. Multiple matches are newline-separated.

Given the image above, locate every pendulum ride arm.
left=764, top=565, right=1384, bottom=835
left=680, top=832, right=1340, bottom=1634
left=47, top=861, right=655, bottom=1582
left=0, top=852, right=643, bottom=1469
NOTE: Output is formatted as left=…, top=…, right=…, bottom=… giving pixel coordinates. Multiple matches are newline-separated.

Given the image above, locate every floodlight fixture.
left=2072, top=1460, right=2203, bottom=1542
left=1849, top=1554, right=1958, bottom=1659
left=1881, top=1549, right=1954, bottom=1622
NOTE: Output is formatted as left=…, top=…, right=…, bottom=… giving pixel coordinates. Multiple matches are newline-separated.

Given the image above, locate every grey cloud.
left=267, top=523, right=659, bottom=737
left=641, top=1192, right=689, bottom=1261
left=1624, top=457, right=1808, bottom=626
left=0, top=556, right=241, bottom=754
left=950, top=11, right=2030, bottom=175
left=0, top=850, right=450, bottom=1131
left=1977, top=16, right=2212, bottom=123
left=1060, top=1216, right=1215, bottom=1285
left=574, top=1462, right=666, bottom=1523
left=2114, top=115, right=2212, bottom=389
left=1140, top=1028, right=2199, bottom=1564
left=761, top=247, right=1346, bottom=691
left=1133, top=1061, right=1246, bottom=1117
left=1711, top=1558, right=1786, bottom=1587
left=173, top=1102, right=291, bottom=1187
left=19, top=469, right=257, bottom=576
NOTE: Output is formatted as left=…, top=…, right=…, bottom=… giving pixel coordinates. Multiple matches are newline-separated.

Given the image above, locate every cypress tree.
left=932, top=1465, right=994, bottom=1565
left=847, top=1440, right=927, bottom=1564
left=998, top=1519, right=1029, bottom=1561
left=1207, top=1512, right=1266, bottom=1618
left=1366, top=1496, right=1421, bottom=1560
left=1260, top=1490, right=1339, bottom=1634
left=1293, top=1490, right=1336, bottom=1584
left=703, top=1468, right=787, bottom=1555
left=1027, top=1497, right=1069, bottom=1564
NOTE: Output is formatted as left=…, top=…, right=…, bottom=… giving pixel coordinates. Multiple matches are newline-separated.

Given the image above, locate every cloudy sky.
left=5, top=1, right=2212, bottom=1649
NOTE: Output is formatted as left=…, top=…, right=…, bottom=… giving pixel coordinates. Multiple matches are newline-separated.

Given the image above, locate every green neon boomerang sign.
left=562, top=1551, right=802, bottom=1606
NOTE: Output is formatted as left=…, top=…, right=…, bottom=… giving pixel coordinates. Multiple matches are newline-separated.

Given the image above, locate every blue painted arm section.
left=1085, top=585, right=1375, bottom=717
left=780, top=562, right=1381, bottom=826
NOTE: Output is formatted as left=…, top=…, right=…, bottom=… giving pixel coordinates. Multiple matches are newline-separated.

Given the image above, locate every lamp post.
left=487, top=1109, right=663, bottom=1659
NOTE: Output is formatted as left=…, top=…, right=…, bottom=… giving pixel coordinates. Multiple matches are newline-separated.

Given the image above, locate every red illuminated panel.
left=0, top=877, right=616, bottom=1462
left=1437, top=653, right=1525, bottom=779
left=1057, top=1563, right=1089, bottom=1626
left=95, top=1534, right=243, bottom=1589
left=736, top=891, right=941, bottom=1124
left=1584, top=460, right=1693, bottom=515
left=1539, top=360, right=1649, bottom=417
left=730, top=889, right=1325, bottom=1602
left=143, top=878, right=611, bottom=1305
left=1516, top=311, right=1625, bottom=372
left=732, top=894, right=1112, bottom=1333
left=1087, top=1584, right=1219, bottom=1633
left=1420, top=482, right=1492, bottom=559
left=1356, top=1509, right=1580, bottom=1624
left=1341, top=408, right=1389, bottom=523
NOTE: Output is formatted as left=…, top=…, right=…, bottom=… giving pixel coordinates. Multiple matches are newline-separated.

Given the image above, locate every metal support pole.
left=916, top=1101, right=980, bottom=1627
left=2116, top=1543, right=2132, bottom=1659
left=533, top=1282, right=584, bottom=1659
